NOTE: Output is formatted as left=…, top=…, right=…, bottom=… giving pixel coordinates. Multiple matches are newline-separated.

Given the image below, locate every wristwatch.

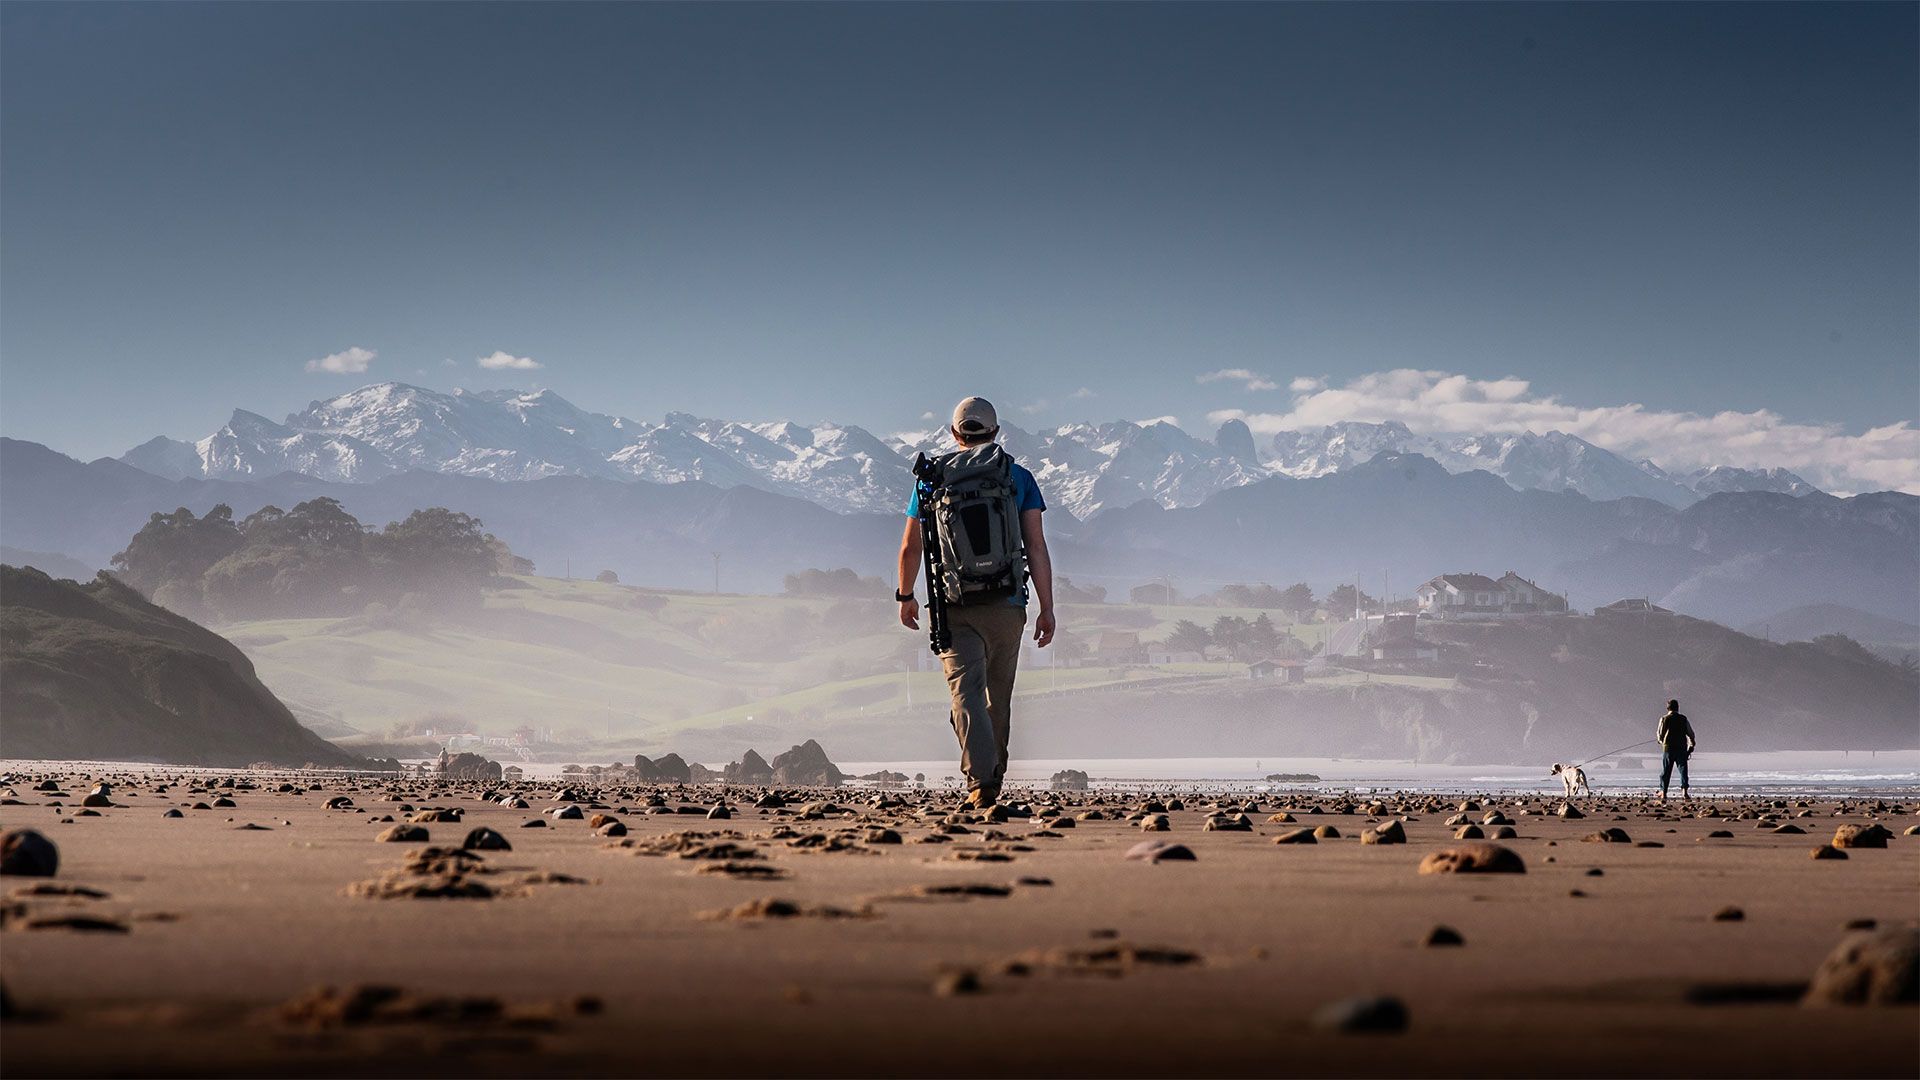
left=894, top=590, right=915, bottom=602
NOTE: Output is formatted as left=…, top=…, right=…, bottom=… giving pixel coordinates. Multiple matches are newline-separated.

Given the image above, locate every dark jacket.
left=1657, top=711, right=1695, bottom=756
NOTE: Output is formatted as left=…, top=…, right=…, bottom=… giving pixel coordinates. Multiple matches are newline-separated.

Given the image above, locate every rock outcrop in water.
left=770, top=740, right=844, bottom=787
left=723, top=750, right=774, bottom=785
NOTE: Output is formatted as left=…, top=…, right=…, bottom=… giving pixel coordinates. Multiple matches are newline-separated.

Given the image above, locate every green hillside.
left=223, top=575, right=1326, bottom=754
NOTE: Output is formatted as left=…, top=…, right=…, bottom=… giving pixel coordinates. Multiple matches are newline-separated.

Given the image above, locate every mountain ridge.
left=115, top=382, right=1825, bottom=518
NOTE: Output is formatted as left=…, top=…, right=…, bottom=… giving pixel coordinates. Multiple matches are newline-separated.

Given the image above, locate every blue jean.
left=1660, top=748, right=1690, bottom=793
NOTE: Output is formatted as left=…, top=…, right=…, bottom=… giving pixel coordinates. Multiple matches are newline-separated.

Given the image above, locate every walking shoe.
left=966, top=787, right=1000, bottom=809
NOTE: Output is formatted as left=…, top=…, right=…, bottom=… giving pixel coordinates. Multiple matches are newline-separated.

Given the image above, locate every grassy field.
left=222, top=575, right=1339, bottom=749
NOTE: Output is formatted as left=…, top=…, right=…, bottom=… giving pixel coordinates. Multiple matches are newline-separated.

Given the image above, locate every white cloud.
left=1288, top=376, right=1325, bottom=393
left=1020, top=400, right=1049, bottom=415
left=1205, top=368, right=1920, bottom=496
left=920, top=411, right=936, bottom=421
left=477, top=350, right=543, bottom=371
left=1197, top=368, right=1278, bottom=392
left=305, top=346, right=376, bottom=375
left=1069, top=386, right=1097, bottom=400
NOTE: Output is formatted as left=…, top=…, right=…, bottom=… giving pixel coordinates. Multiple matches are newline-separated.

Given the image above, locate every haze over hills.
left=117, top=383, right=1822, bottom=519
left=5, top=435, right=1914, bottom=625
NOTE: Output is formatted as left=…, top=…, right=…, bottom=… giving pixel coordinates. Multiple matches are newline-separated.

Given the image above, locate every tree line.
left=1159, top=613, right=1301, bottom=661
left=110, top=498, right=529, bottom=622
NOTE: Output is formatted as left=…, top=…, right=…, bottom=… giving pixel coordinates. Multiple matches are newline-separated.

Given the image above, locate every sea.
left=16, top=749, right=1914, bottom=797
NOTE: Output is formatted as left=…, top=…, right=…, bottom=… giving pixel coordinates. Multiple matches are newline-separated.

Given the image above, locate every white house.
left=1417, top=571, right=1567, bottom=618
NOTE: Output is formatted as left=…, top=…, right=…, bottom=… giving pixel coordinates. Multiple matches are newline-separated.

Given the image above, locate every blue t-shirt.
left=906, top=456, right=1045, bottom=606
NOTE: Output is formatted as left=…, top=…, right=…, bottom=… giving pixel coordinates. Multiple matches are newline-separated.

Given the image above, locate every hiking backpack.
left=919, top=443, right=1027, bottom=605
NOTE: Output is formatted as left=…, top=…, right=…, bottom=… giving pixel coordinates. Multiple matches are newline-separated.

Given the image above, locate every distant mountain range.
left=5, top=434, right=1912, bottom=627
left=117, top=383, right=1819, bottom=518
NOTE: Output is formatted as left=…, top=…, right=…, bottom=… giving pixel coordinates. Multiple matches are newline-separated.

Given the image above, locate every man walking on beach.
left=1657, top=699, right=1696, bottom=801
left=897, top=397, right=1055, bottom=808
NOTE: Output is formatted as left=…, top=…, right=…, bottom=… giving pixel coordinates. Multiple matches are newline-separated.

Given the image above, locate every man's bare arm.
left=1021, top=508, right=1055, bottom=647
left=897, top=518, right=922, bottom=630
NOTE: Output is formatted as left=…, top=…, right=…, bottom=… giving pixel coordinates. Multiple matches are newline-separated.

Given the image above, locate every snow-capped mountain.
left=121, top=384, right=1823, bottom=519
left=893, top=419, right=1272, bottom=519
left=1273, top=421, right=1716, bottom=507
left=1683, top=465, right=1819, bottom=497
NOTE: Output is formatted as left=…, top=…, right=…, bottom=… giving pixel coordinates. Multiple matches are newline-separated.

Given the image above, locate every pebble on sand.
left=1802, top=928, right=1919, bottom=1005
left=1417, top=844, right=1526, bottom=875
left=935, top=969, right=983, bottom=997
left=377, top=824, right=430, bottom=843
left=1583, top=828, right=1632, bottom=844
left=1125, top=841, right=1196, bottom=863
left=1423, top=925, right=1464, bottom=947
left=1713, top=906, right=1745, bottom=922
left=1, top=830, right=59, bottom=877
left=1810, top=845, right=1848, bottom=860
left=1361, top=820, right=1406, bottom=845
left=1831, top=823, right=1892, bottom=849
left=1311, top=995, right=1409, bottom=1034
left=462, top=827, right=512, bottom=851
left=1272, top=828, right=1317, bottom=845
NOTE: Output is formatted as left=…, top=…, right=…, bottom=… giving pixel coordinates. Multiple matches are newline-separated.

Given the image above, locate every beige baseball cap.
left=951, top=396, right=998, bottom=435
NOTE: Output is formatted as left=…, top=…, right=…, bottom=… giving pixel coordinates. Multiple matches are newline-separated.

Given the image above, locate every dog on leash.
left=1550, top=762, right=1592, bottom=798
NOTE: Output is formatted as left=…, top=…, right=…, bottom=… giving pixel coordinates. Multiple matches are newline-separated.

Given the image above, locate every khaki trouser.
left=939, top=601, right=1026, bottom=794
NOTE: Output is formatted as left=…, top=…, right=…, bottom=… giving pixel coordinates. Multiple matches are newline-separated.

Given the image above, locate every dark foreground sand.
left=1, top=769, right=1915, bottom=1079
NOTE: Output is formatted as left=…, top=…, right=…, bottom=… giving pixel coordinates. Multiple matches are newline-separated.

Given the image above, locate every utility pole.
left=712, top=551, right=721, bottom=594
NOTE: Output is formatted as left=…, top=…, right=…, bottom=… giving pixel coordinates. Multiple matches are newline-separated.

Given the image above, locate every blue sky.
left=2, top=3, right=1914, bottom=488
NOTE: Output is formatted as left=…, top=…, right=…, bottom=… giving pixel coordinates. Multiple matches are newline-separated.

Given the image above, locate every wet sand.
left=2, top=770, right=1915, bottom=1078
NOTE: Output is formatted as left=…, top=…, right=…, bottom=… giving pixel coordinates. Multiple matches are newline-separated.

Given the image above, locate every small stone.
left=1583, top=828, right=1632, bottom=844
left=1802, top=928, right=1918, bottom=1005
left=1418, top=844, right=1525, bottom=875
left=1557, top=803, right=1585, bottom=819
left=596, top=821, right=628, bottom=837
left=1831, top=824, right=1892, bottom=849
left=0, top=830, right=58, bottom=877
left=1713, top=906, right=1744, bottom=922
left=1490, top=825, right=1518, bottom=839
left=707, top=805, right=732, bottom=820
left=1138, top=814, right=1170, bottom=832
left=1272, top=828, right=1317, bottom=845
left=162, top=809, right=184, bottom=819
left=1810, top=845, right=1848, bottom=860
left=1125, top=841, right=1196, bottom=863
left=1423, top=925, right=1464, bottom=947
left=376, top=824, right=429, bottom=843
left=1453, top=824, right=1484, bottom=840
left=1311, top=995, right=1408, bottom=1033
left=463, top=827, right=511, bottom=851
left=935, top=969, right=983, bottom=997
left=1361, top=820, right=1406, bottom=845
left=1312, top=825, right=1341, bottom=839
left=521, top=819, right=547, bottom=828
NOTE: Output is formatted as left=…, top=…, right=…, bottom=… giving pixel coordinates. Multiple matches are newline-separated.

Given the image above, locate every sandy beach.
left=2, top=769, right=1914, bottom=1079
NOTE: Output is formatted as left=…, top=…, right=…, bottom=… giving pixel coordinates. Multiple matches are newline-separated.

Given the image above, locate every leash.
left=1571, top=738, right=1657, bottom=770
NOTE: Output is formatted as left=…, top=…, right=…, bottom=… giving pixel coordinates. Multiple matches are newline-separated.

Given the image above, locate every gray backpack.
left=921, top=444, right=1026, bottom=605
